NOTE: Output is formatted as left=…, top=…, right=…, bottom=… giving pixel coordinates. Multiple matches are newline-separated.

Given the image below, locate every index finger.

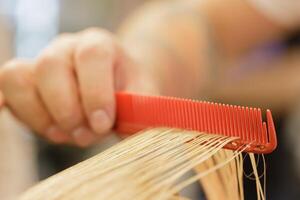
left=74, top=30, right=117, bottom=136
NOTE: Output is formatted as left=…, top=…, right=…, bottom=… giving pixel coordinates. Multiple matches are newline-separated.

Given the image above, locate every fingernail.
left=89, top=109, right=112, bottom=135
left=46, top=126, right=68, bottom=144
left=72, top=127, right=95, bottom=147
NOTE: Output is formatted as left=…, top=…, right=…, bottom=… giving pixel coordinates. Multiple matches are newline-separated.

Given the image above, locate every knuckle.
left=35, top=53, right=62, bottom=74
left=56, top=33, right=73, bottom=40
left=81, top=27, right=107, bottom=35
left=0, top=61, right=33, bottom=90
left=36, top=54, right=56, bottom=69
left=55, top=108, right=82, bottom=130
left=75, top=42, right=113, bottom=63
left=51, top=33, right=75, bottom=46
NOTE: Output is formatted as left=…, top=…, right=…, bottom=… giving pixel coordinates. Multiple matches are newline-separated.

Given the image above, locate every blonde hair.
left=20, top=128, right=265, bottom=200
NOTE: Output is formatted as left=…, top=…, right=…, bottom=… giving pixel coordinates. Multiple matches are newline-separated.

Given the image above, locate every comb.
left=114, top=92, right=277, bottom=154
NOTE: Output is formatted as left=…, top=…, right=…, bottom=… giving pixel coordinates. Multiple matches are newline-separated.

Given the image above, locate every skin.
left=0, top=0, right=298, bottom=147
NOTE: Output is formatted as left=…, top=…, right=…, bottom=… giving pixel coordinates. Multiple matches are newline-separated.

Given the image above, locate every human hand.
left=0, top=28, right=157, bottom=147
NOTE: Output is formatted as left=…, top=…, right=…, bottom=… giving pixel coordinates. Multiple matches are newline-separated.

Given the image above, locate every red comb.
left=114, top=92, right=277, bottom=154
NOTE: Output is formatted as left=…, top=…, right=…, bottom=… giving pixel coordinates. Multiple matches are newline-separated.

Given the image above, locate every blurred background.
left=0, top=0, right=300, bottom=199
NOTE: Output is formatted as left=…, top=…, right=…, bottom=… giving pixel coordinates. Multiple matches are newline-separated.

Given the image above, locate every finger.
left=35, top=35, right=87, bottom=135
left=0, top=60, right=69, bottom=143
left=75, top=30, right=117, bottom=135
left=35, top=34, right=96, bottom=146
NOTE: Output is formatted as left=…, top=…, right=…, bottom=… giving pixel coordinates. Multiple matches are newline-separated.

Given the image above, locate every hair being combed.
left=19, top=128, right=265, bottom=200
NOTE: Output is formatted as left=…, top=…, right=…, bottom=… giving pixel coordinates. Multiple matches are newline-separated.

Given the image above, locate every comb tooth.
left=231, top=106, right=236, bottom=138
left=249, top=108, right=255, bottom=142
left=209, top=102, right=215, bottom=133
left=159, top=99, right=166, bottom=126
left=170, top=98, right=175, bottom=127
left=164, top=98, right=170, bottom=127
left=171, top=98, right=176, bottom=127
left=175, top=99, right=180, bottom=128
left=210, top=103, right=216, bottom=134
left=187, top=100, right=196, bottom=130
left=145, top=96, right=151, bottom=126
left=140, top=95, right=145, bottom=125
left=214, top=103, right=220, bottom=134
left=257, top=109, right=266, bottom=144
left=144, top=96, right=149, bottom=125
left=263, top=122, right=267, bottom=142
left=187, top=100, right=193, bottom=130
left=153, top=96, right=161, bottom=126
left=149, top=96, right=154, bottom=125
left=169, top=98, right=174, bottom=127
left=185, top=100, right=189, bottom=129
left=266, top=109, right=277, bottom=148
left=160, top=98, right=165, bottom=126
left=220, top=104, right=226, bottom=136
left=253, top=108, right=259, bottom=143
left=215, top=103, right=221, bottom=134
left=255, top=108, right=262, bottom=143
left=255, top=108, right=261, bottom=143
left=205, top=102, right=210, bottom=133
left=182, top=100, right=187, bottom=129
left=134, top=95, right=141, bottom=125
left=239, top=106, right=246, bottom=142
left=152, top=97, right=157, bottom=125
left=214, top=103, right=218, bottom=133
left=224, top=105, right=230, bottom=136
left=226, top=105, right=231, bottom=136
left=183, top=100, right=189, bottom=129
left=193, top=101, right=199, bottom=131
left=229, top=105, right=234, bottom=136
left=141, top=96, right=146, bottom=125
left=208, top=103, right=213, bottom=133
left=190, top=100, right=197, bottom=130
left=194, top=101, right=200, bottom=131
left=202, top=102, right=207, bottom=132
left=244, top=107, right=250, bottom=143
left=256, top=108, right=263, bottom=144
left=180, top=100, right=185, bottom=128
left=142, top=96, right=147, bottom=125
left=233, top=105, right=238, bottom=138
left=206, top=102, right=211, bottom=133
left=211, top=103, right=216, bottom=133
left=207, top=102, right=212, bottom=133
left=159, top=97, right=165, bottom=126
left=180, top=101, right=186, bottom=128
left=214, top=103, right=219, bottom=134
left=176, top=99, right=181, bottom=128
left=199, top=101, right=204, bottom=131
left=196, top=102, right=202, bottom=131
left=247, top=107, right=252, bottom=142
left=164, top=98, right=169, bottom=127
left=178, top=100, right=183, bottom=128
left=229, top=105, right=235, bottom=137
left=236, top=106, right=242, bottom=140
left=226, top=105, right=231, bottom=137
left=157, top=97, right=162, bottom=126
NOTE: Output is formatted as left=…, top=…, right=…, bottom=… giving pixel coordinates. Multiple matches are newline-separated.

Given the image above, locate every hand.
left=0, top=28, right=157, bottom=147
